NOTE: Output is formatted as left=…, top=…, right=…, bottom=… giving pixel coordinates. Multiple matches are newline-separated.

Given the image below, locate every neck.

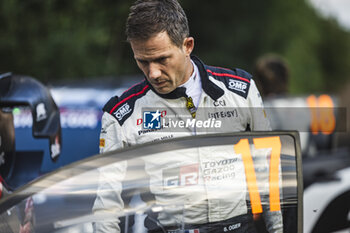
left=180, top=57, right=194, bottom=85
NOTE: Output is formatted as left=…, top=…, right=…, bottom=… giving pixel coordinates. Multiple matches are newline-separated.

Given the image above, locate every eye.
left=137, top=60, right=148, bottom=66
left=156, top=57, right=168, bottom=65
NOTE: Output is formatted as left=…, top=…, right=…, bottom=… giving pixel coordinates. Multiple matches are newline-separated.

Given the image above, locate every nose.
left=148, top=62, right=162, bottom=80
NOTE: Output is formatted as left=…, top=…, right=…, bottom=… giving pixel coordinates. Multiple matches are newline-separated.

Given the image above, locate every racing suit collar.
left=146, top=56, right=224, bottom=101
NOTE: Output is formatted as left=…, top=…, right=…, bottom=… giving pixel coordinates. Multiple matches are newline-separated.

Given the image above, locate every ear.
left=183, top=37, right=194, bottom=56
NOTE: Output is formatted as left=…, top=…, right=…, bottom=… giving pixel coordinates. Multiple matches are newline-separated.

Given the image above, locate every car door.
left=0, top=132, right=303, bottom=233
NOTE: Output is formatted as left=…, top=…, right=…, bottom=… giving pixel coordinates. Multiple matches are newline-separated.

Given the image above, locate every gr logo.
left=163, top=164, right=199, bottom=189
left=228, top=80, right=247, bottom=93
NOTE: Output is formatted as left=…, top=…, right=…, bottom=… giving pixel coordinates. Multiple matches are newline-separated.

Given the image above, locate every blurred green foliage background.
left=1, top=0, right=350, bottom=94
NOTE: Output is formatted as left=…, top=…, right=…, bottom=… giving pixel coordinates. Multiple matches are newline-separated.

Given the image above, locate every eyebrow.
left=135, top=55, right=170, bottom=63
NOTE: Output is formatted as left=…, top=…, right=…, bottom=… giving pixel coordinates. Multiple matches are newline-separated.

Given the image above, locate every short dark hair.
left=126, top=0, right=189, bottom=47
left=254, top=54, right=289, bottom=97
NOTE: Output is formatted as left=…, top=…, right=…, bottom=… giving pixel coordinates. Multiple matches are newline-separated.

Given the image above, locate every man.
left=253, top=54, right=289, bottom=99
left=93, top=0, right=282, bottom=232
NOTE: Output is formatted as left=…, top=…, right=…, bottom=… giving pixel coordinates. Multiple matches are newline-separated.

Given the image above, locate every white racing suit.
left=92, top=56, right=283, bottom=233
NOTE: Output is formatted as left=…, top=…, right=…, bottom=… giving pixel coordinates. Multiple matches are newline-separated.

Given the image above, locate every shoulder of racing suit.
left=103, top=57, right=254, bottom=126
left=102, top=79, right=151, bottom=126
left=204, top=64, right=252, bottom=99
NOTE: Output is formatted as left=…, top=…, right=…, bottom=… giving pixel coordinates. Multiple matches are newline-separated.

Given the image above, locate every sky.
left=309, top=0, right=350, bottom=30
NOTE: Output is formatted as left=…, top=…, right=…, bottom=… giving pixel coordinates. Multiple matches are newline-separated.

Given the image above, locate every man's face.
left=130, top=31, right=194, bottom=94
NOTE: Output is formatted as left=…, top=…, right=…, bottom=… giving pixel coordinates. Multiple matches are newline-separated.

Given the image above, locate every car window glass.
left=0, top=133, right=301, bottom=233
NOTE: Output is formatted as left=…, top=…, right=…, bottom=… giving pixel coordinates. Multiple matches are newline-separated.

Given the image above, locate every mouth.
left=153, top=80, right=167, bottom=87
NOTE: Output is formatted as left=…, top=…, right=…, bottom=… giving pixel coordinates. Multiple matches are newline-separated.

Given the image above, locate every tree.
left=1, top=0, right=349, bottom=94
